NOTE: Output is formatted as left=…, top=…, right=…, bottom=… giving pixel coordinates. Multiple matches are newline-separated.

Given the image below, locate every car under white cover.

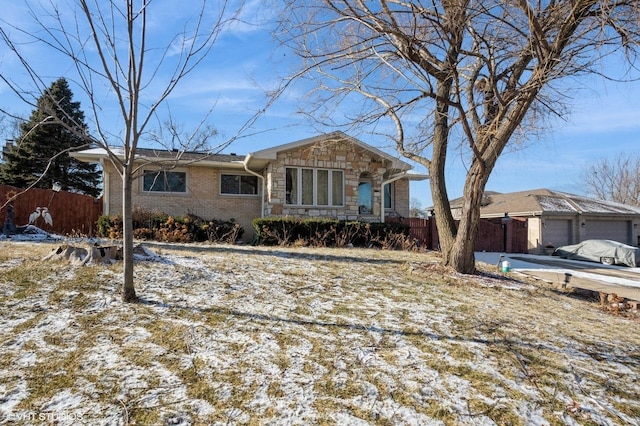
left=553, top=239, right=640, bottom=267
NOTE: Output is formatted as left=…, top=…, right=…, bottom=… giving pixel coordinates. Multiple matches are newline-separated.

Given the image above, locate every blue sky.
left=1, top=1, right=639, bottom=210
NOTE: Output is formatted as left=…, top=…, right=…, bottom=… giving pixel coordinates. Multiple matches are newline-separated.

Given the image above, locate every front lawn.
left=0, top=241, right=638, bottom=425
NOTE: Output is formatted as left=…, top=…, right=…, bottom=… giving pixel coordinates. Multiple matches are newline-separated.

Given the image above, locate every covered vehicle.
left=553, top=239, right=640, bottom=267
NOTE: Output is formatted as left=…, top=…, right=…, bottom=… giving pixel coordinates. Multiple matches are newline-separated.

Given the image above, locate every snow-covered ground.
left=1, top=240, right=639, bottom=425
left=475, top=252, right=640, bottom=289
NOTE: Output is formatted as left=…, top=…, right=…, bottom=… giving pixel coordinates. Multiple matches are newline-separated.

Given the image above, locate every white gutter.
left=243, top=154, right=265, bottom=218
left=380, top=171, right=409, bottom=222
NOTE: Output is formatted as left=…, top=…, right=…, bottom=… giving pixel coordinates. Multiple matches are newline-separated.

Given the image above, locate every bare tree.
left=278, top=1, right=640, bottom=273
left=0, top=115, right=23, bottom=147
left=582, top=154, right=640, bottom=206
left=1, top=0, right=273, bottom=302
left=409, top=197, right=424, bottom=218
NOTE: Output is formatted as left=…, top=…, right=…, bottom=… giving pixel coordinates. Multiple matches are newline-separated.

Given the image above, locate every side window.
left=384, top=183, right=393, bottom=209
left=143, top=170, right=187, bottom=193
left=221, top=174, right=258, bottom=195
left=286, top=168, right=298, bottom=204
left=332, top=170, right=343, bottom=206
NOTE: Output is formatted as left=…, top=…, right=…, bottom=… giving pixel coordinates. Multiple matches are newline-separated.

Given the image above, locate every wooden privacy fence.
left=1, top=184, right=103, bottom=236
left=388, top=217, right=437, bottom=249
left=387, top=216, right=528, bottom=253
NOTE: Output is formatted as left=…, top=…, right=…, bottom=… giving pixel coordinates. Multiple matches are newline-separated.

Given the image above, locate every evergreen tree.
left=0, top=78, right=101, bottom=197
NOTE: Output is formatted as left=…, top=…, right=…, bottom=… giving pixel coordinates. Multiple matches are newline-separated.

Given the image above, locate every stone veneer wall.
left=102, top=162, right=261, bottom=241
left=264, top=140, right=407, bottom=220
left=393, top=178, right=410, bottom=217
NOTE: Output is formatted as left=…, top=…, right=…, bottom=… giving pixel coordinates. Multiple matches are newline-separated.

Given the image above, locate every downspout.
left=380, top=171, right=408, bottom=222
left=100, top=157, right=109, bottom=216
left=243, top=154, right=265, bottom=218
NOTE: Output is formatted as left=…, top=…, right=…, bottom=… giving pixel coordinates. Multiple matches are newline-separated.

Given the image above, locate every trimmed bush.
left=253, top=217, right=411, bottom=249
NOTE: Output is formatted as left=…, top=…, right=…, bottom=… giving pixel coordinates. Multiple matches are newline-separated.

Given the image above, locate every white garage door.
left=585, top=220, right=630, bottom=244
left=544, top=219, right=572, bottom=247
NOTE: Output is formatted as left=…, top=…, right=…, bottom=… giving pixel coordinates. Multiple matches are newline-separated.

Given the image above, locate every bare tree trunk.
left=429, top=83, right=458, bottom=266
left=429, top=153, right=456, bottom=264
left=121, top=172, right=136, bottom=302
left=447, top=162, right=489, bottom=273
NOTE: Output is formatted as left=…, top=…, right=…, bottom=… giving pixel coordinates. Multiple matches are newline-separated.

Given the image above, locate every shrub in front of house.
left=96, top=210, right=243, bottom=243
left=132, top=207, right=169, bottom=232
left=251, top=217, right=328, bottom=246
left=97, top=214, right=122, bottom=239
left=197, top=218, right=244, bottom=243
left=253, top=217, right=411, bottom=249
left=153, top=216, right=194, bottom=243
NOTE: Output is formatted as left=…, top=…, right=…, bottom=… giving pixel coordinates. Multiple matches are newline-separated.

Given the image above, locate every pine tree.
left=0, top=78, right=101, bottom=197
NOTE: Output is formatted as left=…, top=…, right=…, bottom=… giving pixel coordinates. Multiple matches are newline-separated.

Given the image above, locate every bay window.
left=286, top=167, right=343, bottom=206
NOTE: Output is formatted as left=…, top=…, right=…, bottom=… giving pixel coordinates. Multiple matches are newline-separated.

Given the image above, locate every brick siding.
left=103, top=163, right=261, bottom=241
left=101, top=141, right=412, bottom=241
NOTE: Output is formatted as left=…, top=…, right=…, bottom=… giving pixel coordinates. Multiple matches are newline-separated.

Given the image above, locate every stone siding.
left=263, top=140, right=410, bottom=221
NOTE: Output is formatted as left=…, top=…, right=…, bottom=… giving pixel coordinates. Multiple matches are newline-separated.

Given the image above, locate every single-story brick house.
left=71, top=131, right=429, bottom=241
left=448, top=189, right=640, bottom=253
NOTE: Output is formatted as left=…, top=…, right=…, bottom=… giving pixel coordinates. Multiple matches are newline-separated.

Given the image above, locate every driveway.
left=475, top=252, right=640, bottom=303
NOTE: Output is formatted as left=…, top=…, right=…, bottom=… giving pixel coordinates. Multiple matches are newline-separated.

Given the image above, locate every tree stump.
left=43, top=244, right=122, bottom=265
left=43, top=243, right=158, bottom=265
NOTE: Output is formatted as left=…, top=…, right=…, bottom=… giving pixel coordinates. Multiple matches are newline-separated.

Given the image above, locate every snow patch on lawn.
left=0, top=242, right=638, bottom=425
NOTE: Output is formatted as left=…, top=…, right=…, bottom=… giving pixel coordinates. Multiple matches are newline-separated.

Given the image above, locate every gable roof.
left=71, top=131, right=426, bottom=178
left=248, top=131, right=412, bottom=171
left=450, top=189, right=640, bottom=217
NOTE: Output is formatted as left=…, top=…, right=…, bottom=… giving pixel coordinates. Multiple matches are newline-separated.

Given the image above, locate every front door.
left=358, top=181, right=372, bottom=214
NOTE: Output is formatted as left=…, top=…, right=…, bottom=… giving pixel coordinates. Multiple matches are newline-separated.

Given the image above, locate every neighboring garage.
left=542, top=219, right=573, bottom=247
left=584, top=219, right=632, bottom=243
left=449, top=188, right=640, bottom=254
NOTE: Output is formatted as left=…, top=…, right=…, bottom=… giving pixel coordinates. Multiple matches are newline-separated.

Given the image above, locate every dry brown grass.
left=0, top=240, right=638, bottom=425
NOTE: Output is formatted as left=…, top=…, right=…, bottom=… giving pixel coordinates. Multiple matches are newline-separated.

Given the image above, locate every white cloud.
left=555, top=78, right=640, bottom=134
left=222, top=0, right=277, bottom=36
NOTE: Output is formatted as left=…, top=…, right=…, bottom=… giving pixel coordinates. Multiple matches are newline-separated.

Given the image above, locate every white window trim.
left=141, top=168, right=189, bottom=194
left=286, top=167, right=344, bottom=207
left=219, top=172, right=260, bottom=196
